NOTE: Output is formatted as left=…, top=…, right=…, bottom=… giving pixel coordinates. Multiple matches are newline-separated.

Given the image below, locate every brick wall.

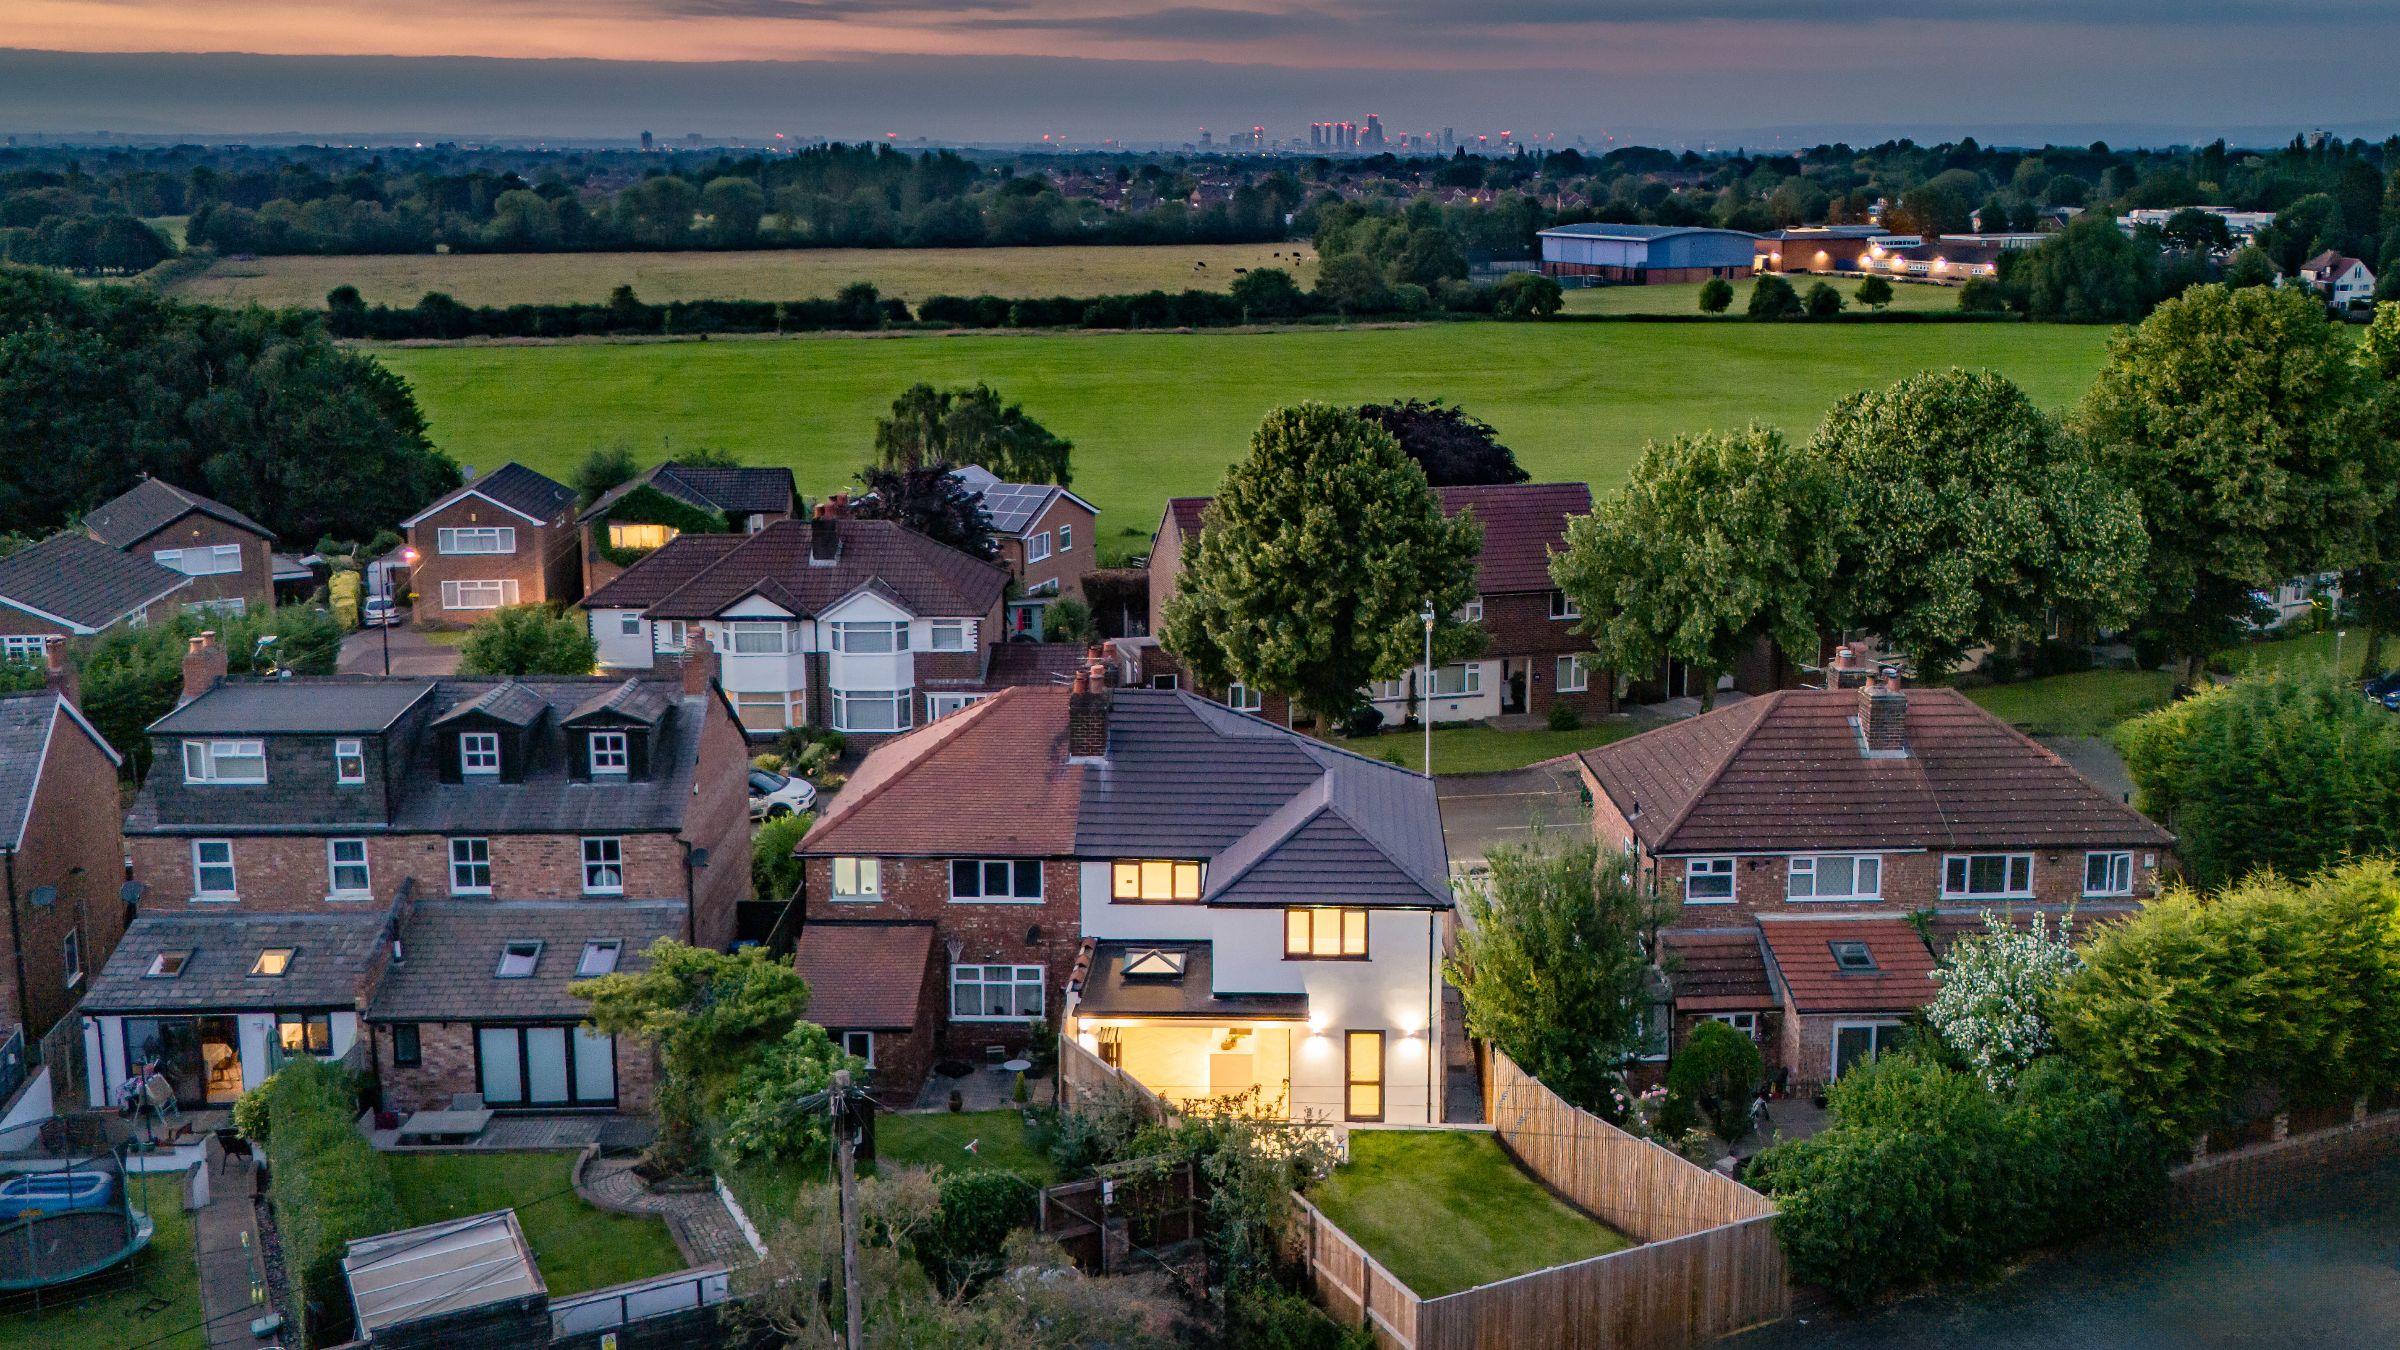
left=1146, top=513, right=1188, bottom=640
left=1651, top=848, right=2166, bottom=925
left=1478, top=592, right=1614, bottom=717
left=120, top=513, right=276, bottom=612
left=372, top=1019, right=658, bottom=1115
left=0, top=707, right=128, bottom=1041
left=684, top=690, right=754, bottom=951
left=407, top=497, right=581, bottom=628
left=127, top=830, right=694, bottom=910
left=1011, top=496, right=1097, bottom=598
left=2163, top=1107, right=2400, bottom=1223
left=0, top=608, right=76, bottom=642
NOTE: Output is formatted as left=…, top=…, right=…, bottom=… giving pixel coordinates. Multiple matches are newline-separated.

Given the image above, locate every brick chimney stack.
left=1067, top=660, right=1112, bottom=761
left=680, top=633, right=719, bottom=695
left=1828, top=643, right=1874, bottom=689
left=1860, top=667, right=1907, bottom=756
left=42, top=639, right=78, bottom=708
left=181, top=631, right=227, bottom=705
left=810, top=500, right=842, bottom=565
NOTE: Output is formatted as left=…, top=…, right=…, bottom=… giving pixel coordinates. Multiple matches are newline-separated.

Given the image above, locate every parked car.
left=749, top=768, right=818, bottom=819
left=2365, top=671, right=2400, bottom=710
left=360, top=595, right=400, bottom=628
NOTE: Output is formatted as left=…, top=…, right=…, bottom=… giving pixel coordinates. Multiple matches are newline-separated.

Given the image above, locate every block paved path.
left=578, top=1154, right=760, bottom=1271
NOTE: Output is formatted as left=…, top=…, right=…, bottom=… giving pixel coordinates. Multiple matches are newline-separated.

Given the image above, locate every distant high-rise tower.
left=1441, top=127, right=1456, bottom=153
left=1199, top=127, right=1212, bottom=146
left=640, top=130, right=654, bottom=151
left=1363, top=115, right=1385, bottom=150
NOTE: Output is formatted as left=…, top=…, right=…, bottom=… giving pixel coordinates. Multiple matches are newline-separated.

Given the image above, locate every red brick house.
left=951, top=466, right=1100, bottom=639
left=0, top=657, right=130, bottom=1054
left=84, top=476, right=280, bottom=617
left=0, top=534, right=191, bottom=660
left=1579, top=655, right=2174, bottom=1091
left=576, top=461, right=799, bottom=596
left=400, top=463, right=581, bottom=628
left=791, top=920, right=943, bottom=1100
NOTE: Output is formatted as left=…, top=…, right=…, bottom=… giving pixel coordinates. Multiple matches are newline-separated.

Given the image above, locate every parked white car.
left=748, top=768, right=818, bottom=819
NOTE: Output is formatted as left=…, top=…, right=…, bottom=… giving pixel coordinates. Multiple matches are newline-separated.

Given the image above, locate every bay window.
left=830, top=621, right=908, bottom=654
left=832, top=689, right=910, bottom=733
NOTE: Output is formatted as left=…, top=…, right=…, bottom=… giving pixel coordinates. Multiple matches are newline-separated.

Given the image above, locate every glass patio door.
left=477, top=1025, right=617, bottom=1108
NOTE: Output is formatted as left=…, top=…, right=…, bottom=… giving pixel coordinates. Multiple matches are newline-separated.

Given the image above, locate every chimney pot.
left=810, top=514, right=841, bottom=563
left=42, top=639, right=77, bottom=708
left=181, top=629, right=228, bottom=705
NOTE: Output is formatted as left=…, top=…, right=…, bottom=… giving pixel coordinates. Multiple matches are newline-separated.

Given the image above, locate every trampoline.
left=0, top=1149, right=155, bottom=1295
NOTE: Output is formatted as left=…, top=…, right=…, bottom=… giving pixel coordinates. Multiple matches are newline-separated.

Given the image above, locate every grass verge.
left=384, top=1152, right=684, bottom=1297
left=723, top=1107, right=1056, bottom=1236
left=1308, top=1130, right=1630, bottom=1298
left=1350, top=719, right=1643, bottom=776
left=1964, top=670, right=2176, bottom=739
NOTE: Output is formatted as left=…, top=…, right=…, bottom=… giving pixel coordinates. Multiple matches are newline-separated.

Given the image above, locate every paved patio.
left=578, top=1155, right=759, bottom=1270
left=908, top=1063, right=1047, bottom=1112
left=362, top=1112, right=654, bottom=1154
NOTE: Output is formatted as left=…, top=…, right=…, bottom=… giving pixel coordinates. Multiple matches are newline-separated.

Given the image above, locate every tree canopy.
left=1810, top=368, right=2148, bottom=676
left=1353, top=398, right=1529, bottom=487
left=1549, top=426, right=1840, bottom=709
left=1159, top=403, right=1481, bottom=718
left=872, top=382, right=1073, bottom=486
left=851, top=463, right=1000, bottom=562
left=1996, top=215, right=2158, bottom=322
left=455, top=605, right=601, bottom=677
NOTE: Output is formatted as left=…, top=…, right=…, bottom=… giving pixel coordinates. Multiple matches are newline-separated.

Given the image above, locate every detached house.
left=795, top=673, right=1455, bottom=1123
left=2298, top=251, right=2377, bottom=311
left=583, top=505, right=1015, bottom=739
left=576, top=461, right=799, bottom=596
left=951, top=466, right=1100, bottom=638
left=84, top=476, right=278, bottom=616
left=1579, top=650, right=2173, bottom=1091
left=0, top=654, right=130, bottom=1051
left=80, top=636, right=750, bottom=1114
left=401, top=463, right=581, bottom=627
left=0, top=534, right=190, bottom=661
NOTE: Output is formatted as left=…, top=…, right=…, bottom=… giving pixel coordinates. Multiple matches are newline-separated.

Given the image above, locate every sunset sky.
left=5, top=1, right=2398, bottom=143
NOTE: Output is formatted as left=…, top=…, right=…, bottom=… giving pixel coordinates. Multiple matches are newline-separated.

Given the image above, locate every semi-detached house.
left=1579, top=650, right=2175, bottom=1092
left=794, top=671, right=1455, bottom=1124
left=79, top=635, right=750, bottom=1116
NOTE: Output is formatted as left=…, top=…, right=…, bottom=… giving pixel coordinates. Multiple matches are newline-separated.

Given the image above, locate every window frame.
left=62, top=927, right=81, bottom=988
left=1462, top=598, right=1484, bottom=623
left=436, top=525, right=517, bottom=555
left=440, top=578, right=519, bottom=611
left=1345, top=1030, right=1385, bottom=1123
left=1831, top=1021, right=1904, bottom=1079
left=333, top=738, right=366, bottom=786
left=250, top=948, right=294, bottom=978
left=949, top=963, right=1047, bottom=1022
left=496, top=940, right=544, bottom=979
left=1283, top=907, right=1370, bottom=960
left=1430, top=662, right=1481, bottom=697
left=605, top=521, right=677, bottom=552
left=1226, top=683, right=1262, bottom=712
left=1, top=636, right=46, bottom=663
left=949, top=858, right=1045, bottom=904
left=1026, top=531, right=1053, bottom=563
left=576, top=940, right=623, bottom=978
left=1550, top=590, right=1582, bottom=620
left=831, top=857, right=881, bottom=901
left=182, top=738, right=267, bottom=785
left=1683, top=857, right=1735, bottom=904
left=927, top=620, right=970, bottom=652
left=1829, top=940, right=1878, bottom=973
left=831, top=688, right=911, bottom=734
left=326, top=838, right=372, bottom=899
left=153, top=543, right=243, bottom=576
left=588, top=730, right=630, bottom=775
left=2083, top=850, right=2134, bottom=897
left=725, top=620, right=791, bottom=656
left=1110, top=859, right=1205, bottom=903
left=829, top=620, right=909, bottom=655
left=581, top=837, right=625, bottom=895
left=841, top=1030, right=875, bottom=1067
left=459, top=731, right=502, bottom=777
left=619, top=612, right=642, bottom=637
left=392, top=1022, right=422, bottom=1067
left=449, top=837, right=493, bottom=895
left=192, top=839, right=237, bottom=901
left=1555, top=653, right=1589, bottom=693
left=1056, top=524, right=1072, bottom=554
left=1710, top=1011, right=1761, bottom=1041
left=275, top=1012, right=334, bottom=1058
left=1787, top=854, right=1882, bottom=902
left=1942, top=852, right=2035, bottom=900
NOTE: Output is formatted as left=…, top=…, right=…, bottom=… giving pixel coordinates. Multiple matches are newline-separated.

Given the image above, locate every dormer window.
left=333, top=738, right=366, bottom=786
left=589, top=731, right=629, bottom=775
left=496, top=940, right=543, bottom=978
left=460, top=732, right=501, bottom=777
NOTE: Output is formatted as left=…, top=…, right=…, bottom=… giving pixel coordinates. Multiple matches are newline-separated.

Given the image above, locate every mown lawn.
left=1560, top=273, right=1960, bottom=316
left=723, top=1108, right=1055, bottom=1236
left=168, top=242, right=1319, bottom=309
left=385, top=1152, right=684, bottom=1297
left=13, top=1173, right=207, bottom=1350
left=1964, top=669, right=2176, bottom=739
left=376, top=321, right=2110, bottom=565
left=1309, top=1130, right=1630, bottom=1298
left=1346, top=718, right=1644, bottom=776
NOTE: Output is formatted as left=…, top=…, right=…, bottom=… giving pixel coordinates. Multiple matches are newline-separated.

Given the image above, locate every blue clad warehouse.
left=1536, top=223, right=1760, bottom=284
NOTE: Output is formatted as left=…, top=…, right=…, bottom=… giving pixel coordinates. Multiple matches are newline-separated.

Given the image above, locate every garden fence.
left=1056, top=1037, right=1179, bottom=1124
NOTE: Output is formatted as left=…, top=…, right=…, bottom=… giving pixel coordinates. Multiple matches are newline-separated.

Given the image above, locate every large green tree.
left=1549, top=426, right=1840, bottom=710
left=1353, top=398, right=1528, bottom=487
left=872, top=382, right=1073, bottom=486
left=2343, top=302, right=2400, bottom=673
left=1159, top=403, right=1481, bottom=719
left=1810, top=368, right=2147, bottom=676
left=1997, top=214, right=2157, bottom=322
left=2077, top=284, right=2396, bottom=677
left=455, top=604, right=600, bottom=676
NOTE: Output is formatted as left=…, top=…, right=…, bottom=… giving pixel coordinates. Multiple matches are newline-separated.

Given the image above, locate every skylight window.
left=1123, top=948, right=1187, bottom=979
left=146, top=951, right=190, bottom=979
left=251, top=948, right=293, bottom=977
left=577, top=940, right=622, bottom=978
left=1829, top=940, right=1877, bottom=973
left=496, top=941, right=543, bottom=979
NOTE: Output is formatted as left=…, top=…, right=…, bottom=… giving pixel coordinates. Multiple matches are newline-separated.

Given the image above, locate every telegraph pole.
left=832, top=1070, right=864, bottom=1350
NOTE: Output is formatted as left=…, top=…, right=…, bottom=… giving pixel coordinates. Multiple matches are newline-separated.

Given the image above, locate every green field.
left=377, top=321, right=2111, bottom=561
left=1560, top=273, right=1959, bottom=316
left=168, top=242, right=1320, bottom=309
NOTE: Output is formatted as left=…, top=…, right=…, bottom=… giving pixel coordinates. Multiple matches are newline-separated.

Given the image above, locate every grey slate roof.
left=403, top=462, right=573, bottom=527
left=0, top=693, right=118, bottom=849
left=85, top=478, right=275, bottom=549
left=368, top=900, right=682, bottom=1022
left=389, top=679, right=706, bottom=834
left=1075, top=941, right=1310, bottom=1020
left=562, top=678, right=672, bottom=727
left=150, top=678, right=436, bottom=736
left=81, top=907, right=396, bottom=1013
left=579, top=462, right=797, bottom=522
left=0, top=533, right=191, bottom=632
left=431, top=681, right=550, bottom=729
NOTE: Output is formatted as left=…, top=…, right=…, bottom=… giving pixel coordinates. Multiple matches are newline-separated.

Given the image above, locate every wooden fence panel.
left=1290, top=1193, right=1422, bottom=1350
left=1412, top=1214, right=1787, bottom=1350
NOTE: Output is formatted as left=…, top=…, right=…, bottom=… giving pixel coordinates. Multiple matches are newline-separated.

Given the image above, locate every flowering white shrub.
left=1927, top=909, right=2083, bottom=1090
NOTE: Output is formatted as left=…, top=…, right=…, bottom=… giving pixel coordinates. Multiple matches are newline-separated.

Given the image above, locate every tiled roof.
left=1164, top=498, right=1212, bottom=539
left=85, top=477, right=274, bottom=549
left=584, top=519, right=1008, bottom=621
left=579, top=462, right=796, bottom=523
left=0, top=533, right=191, bottom=632
left=1579, top=687, right=2174, bottom=856
left=984, top=642, right=1092, bottom=689
left=403, top=462, right=572, bottom=527
left=1660, top=928, right=1775, bottom=1012
left=367, top=900, right=682, bottom=1022
left=431, top=680, right=550, bottom=729
left=1924, top=902, right=2139, bottom=957
left=1759, top=917, right=1937, bottom=1015
left=149, top=677, right=436, bottom=736
left=562, top=678, right=673, bottom=727
left=801, top=689, right=1084, bottom=856
left=792, top=921, right=936, bottom=1028
left=1075, top=941, right=1310, bottom=1020
left=0, top=693, right=117, bottom=849
left=1433, top=482, right=1589, bottom=594
left=82, top=907, right=396, bottom=1014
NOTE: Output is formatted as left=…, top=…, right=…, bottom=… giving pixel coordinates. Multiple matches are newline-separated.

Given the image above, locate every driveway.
left=1437, top=759, right=1587, bottom=867
left=2038, top=734, right=2135, bottom=804
left=338, top=624, right=462, bottom=677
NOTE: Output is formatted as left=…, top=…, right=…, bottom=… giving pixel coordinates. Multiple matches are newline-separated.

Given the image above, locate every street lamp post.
left=381, top=546, right=419, bottom=676
left=1421, top=602, right=1435, bottom=779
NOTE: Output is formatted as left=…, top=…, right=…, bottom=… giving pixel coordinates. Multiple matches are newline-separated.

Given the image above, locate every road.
left=1437, top=760, right=1587, bottom=867
left=337, top=624, right=461, bottom=677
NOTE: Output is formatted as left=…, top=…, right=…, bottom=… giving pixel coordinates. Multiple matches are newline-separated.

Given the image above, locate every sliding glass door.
left=475, top=1025, right=617, bottom=1108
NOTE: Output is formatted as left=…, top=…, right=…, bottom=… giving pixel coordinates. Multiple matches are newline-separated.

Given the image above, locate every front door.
left=1502, top=662, right=1528, bottom=715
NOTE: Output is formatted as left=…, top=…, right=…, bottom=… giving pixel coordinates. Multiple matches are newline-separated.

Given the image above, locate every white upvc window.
left=1, top=636, right=46, bottom=663
left=842, top=1031, right=875, bottom=1066
left=2083, top=850, right=2134, bottom=897
left=1550, top=590, right=1581, bottom=620
left=1556, top=654, right=1590, bottom=693
left=951, top=964, right=1045, bottom=1021
left=1431, top=663, right=1481, bottom=697
left=1226, top=683, right=1262, bottom=712
left=63, top=927, right=82, bottom=988
left=1788, top=854, right=1882, bottom=901
left=734, top=691, right=795, bottom=732
left=619, top=612, right=642, bottom=636
left=459, top=731, right=501, bottom=777
left=1462, top=598, right=1484, bottom=623
left=582, top=837, right=625, bottom=894
left=831, top=857, right=880, bottom=900
left=1371, top=677, right=1408, bottom=702
left=181, top=597, right=248, bottom=618
left=926, top=692, right=986, bottom=721
left=1057, top=524, right=1072, bottom=554
left=441, top=579, right=518, bottom=610
left=950, top=858, right=1043, bottom=903
left=191, top=840, right=237, bottom=900
left=655, top=620, right=688, bottom=652
left=333, top=738, right=366, bottom=786
left=830, top=621, right=908, bottom=654
left=1710, top=1011, right=1761, bottom=1041
left=1026, top=531, right=1053, bottom=563
left=437, top=526, right=516, bottom=555
left=327, top=839, right=372, bottom=898
left=450, top=837, right=492, bottom=894
left=725, top=620, right=790, bottom=655
left=928, top=620, right=970, bottom=652
left=1684, top=857, right=1735, bottom=903
left=153, top=544, right=242, bottom=575
left=1943, top=853, right=2034, bottom=899
left=588, top=730, right=629, bottom=775
left=832, top=689, right=910, bottom=734
left=182, top=739, right=266, bottom=785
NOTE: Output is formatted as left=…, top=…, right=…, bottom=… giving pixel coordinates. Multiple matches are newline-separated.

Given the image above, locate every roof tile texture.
left=1760, top=917, right=1937, bottom=1014
left=792, top=922, right=936, bottom=1028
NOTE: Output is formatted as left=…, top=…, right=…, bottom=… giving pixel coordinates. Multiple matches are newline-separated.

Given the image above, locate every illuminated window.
left=1112, top=859, right=1204, bottom=902
left=832, top=857, right=880, bottom=900
left=607, top=521, right=678, bottom=551
left=251, top=948, right=294, bottom=978
left=1283, top=907, right=1369, bottom=959
left=1345, top=1031, right=1384, bottom=1122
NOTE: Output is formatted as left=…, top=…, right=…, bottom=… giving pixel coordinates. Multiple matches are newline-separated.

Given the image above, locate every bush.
left=1697, top=277, right=1734, bottom=314
left=1746, top=275, right=1801, bottom=319
left=1803, top=281, right=1845, bottom=317
left=715, top=1020, right=854, bottom=1164
left=1856, top=275, right=1895, bottom=310
left=917, top=1170, right=1038, bottom=1294
left=1666, top=1020, right=1763, bottom=1141
left=455, top=604, right=598, bottom=676
left=1226, top=1282, right=1377, bottom=1350
left=1958, top=275, right=2008, bottom=312
left=751, top=810, right=812, bottom=900
left=1043, top=596, right=1098, bottom=644
left=244, top=1058, right=403, bottom=1345
left=1491, top=271, right=1563, bottom=319
left=1545, top=701, right=1582, bottom=732
left=1338, top=704, right=1384, bottom=738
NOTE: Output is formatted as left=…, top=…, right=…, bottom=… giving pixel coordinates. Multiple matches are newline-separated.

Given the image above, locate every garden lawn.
left=875, top=1109, right=1056, bottom=1184
left=1560, top=274, right=1959, bottom=316
left=375, top=321, right=2111, bottom=566
left=12, top=1174, right=207, bottom=1350
left=1964, top=670, right=2176, bottom=739
left=384, top=1152, right=684, bottom=1297
left=1309, top=1129, right=1630, bottom=1299
left=1352, top=718, right=1643, bottom=776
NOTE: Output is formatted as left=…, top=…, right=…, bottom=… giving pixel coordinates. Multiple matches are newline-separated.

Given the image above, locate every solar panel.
left=975, top=483, right=1054, bottom=534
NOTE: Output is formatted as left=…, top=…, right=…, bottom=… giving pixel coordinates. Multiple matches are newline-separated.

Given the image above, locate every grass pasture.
left=167, top=242, right=1320, bottom=309
left=1559, top=273, right=1960, bottom=317
left=376, top=321, right=2111, bottom=560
